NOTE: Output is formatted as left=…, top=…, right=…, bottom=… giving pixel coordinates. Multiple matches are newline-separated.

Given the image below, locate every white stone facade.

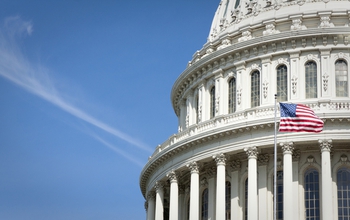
left=140, top=0, right=350, bottom=219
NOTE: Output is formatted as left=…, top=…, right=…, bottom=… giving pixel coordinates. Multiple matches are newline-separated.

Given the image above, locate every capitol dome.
left=140, top=0, right=350, bottom=219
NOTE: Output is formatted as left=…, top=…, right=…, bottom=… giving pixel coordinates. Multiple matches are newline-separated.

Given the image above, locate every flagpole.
left=274, top=94, right=277, bottom=220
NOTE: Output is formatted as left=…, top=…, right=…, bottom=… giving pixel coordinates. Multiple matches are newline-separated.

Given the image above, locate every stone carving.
left=213, top=153, right=226, bottom=165
left=237, top=87, right=242, bottom=105
left=319, top=16, right=334, bottom=28
left=147, top=191, right=156, bottom=200
left=206, top=47, right=214, bottom=55
left=291, top=19, right=306, bottom=31
left=292, top=149, right=301, bottom=161
left=154, top=181, right=164, bottom=192
left=280, top=142, right=294, bottom=154
left=187, top=161, right=199, bottom=173
left=238, top=30, right=253, bottom=42
left=166, top=170, right=178, bottom=183
left=340, top=155, right=349, bottom=163
left=200, top=177, right=208, bottom=187
left=263, top=80, right=269, bottom=99
left=319, top=139, right=333, bottom=152
left=263, top=23, right=280, bottom=36
left=218, top=38, right=231, bottom=50
left=322, top=73, right=329, bottom=92
left=258, top=153, right=269, bottom=165
left=231, top=9, right=241, bottom=23
left=215, top=96, right=220, bottom=113
left=307, top=155, right=315, bottom=164
left=230, top=160, right=242, bottom=170
left=244, top=146, right=259, bottom=158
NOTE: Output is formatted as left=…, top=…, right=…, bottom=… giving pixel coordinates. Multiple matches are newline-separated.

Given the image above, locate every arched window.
left=251, top=71, right=260, bottom=108
left=335, top=60, right=348, bottom=97
left=245, top=178, right=248, bottom=220
left=202, top=189, right=209, bottom=220
left=304, top=169, right=320, bottom=220
left=226, top=181, right=231, bottom=220
left=210, top=86, right=216, bottom=118
left=228, top=77, right=236, bottom=113
left=305, top=61, right=317, bottom=99
left=277, top=65, right=287, bottom=102
left=337, top=167, right=350, bottom=219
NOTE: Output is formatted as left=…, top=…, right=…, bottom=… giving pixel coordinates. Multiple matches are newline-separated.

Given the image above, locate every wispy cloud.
left=0, top=16, right=153, bottom=158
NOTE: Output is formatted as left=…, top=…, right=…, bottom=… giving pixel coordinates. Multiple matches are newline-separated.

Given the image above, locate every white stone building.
left=139, top=0, right=350, bottom=219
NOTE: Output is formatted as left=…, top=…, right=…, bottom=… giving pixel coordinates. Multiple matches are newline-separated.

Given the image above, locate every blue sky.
left=0, top=1, right=218, bottom=219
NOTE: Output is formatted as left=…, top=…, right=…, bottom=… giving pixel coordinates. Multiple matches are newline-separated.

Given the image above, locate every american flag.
left=279, top=103, right=324, bottom=133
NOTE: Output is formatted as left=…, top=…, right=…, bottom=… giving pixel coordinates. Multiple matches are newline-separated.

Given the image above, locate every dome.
left=141, top=0, right=350, bottom=219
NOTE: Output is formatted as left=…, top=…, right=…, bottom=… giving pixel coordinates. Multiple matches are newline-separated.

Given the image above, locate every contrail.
left=0, top=16, right=153, bottom=154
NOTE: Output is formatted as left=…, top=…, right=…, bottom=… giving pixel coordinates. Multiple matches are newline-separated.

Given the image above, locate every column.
left=187, top=161, right=200, bottom=220
left=230, top=160, right=241, bottom=220
left=206, top=167, right=216, bottom=220
left=187, top=92, right=194, bottom=127
left=214, top=153, right=226, bottom=220
left=244, top=146, right=259, bottom=220
left=281, top=142, right=294, bottom=220
left=179, top=99, right=187, bottom=132
left=147, top=191, right=156, bottom=220
left=167, top=171, right=179, bottom=220
left=319, top=139, right=333, bottom=220
left=155, top=181, right=164, bottom=220
left=258, top=154, right=269, bottom=220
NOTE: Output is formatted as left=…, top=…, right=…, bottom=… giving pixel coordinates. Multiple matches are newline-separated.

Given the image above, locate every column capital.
left=280, top=142, right=294, bottom=155
left=213, top=153, right=227, bottom=166
left=187, top=161, right=200, bottom=173
left=319, top=139, right=333, bottom=152
left=147, top=191, right=156, bottom=200
left=166, top=170, right=179, bottom=183
left=154, top=181, right=164, bottom=192
left=258, top=153, right=269, bottom=165
left=244, top=146, right=259, bottom=159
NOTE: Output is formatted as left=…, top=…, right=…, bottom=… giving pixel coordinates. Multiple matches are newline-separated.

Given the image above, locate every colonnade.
left=145, top=139, right=333, bottom=220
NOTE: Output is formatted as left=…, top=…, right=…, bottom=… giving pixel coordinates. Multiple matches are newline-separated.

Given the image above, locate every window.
left=304, top=169, right=320, bottom=220
left=335, top=60, right=348, bottom=97
left=234, top=0, right=240, bottom=8
left=202, top=189, right=208, bottom=220
left=305, top=61, right=317, bottom=99
left=251, top=71, right=260, bottom=107
left=274, top=171, right=283, bottom=220
left=210, top=86, right=216, bottom=118
left=277, top=65, right=287, bottom=102
left=337, top=167, right=350, bottom=220
left=228, top=77, right=236, bottom=113
left=226, top=181, right=231, bottom=220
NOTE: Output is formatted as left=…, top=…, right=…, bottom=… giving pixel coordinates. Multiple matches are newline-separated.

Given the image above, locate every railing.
left=149, top=100, right=350, bottom=159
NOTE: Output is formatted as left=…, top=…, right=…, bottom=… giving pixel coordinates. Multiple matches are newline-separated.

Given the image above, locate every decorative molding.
left=263, top=23, right=280, bottom=36
left=291, top=18, right=306, bottom=30
left=263, top=80, right=269, bottom=99
left=147, top=191, right=156, bottom=200
left=318, top=15, right=334, bottom=28
left=238, top=30, right=253, bottom=42
left=307, top=155, right=315, bottom=164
